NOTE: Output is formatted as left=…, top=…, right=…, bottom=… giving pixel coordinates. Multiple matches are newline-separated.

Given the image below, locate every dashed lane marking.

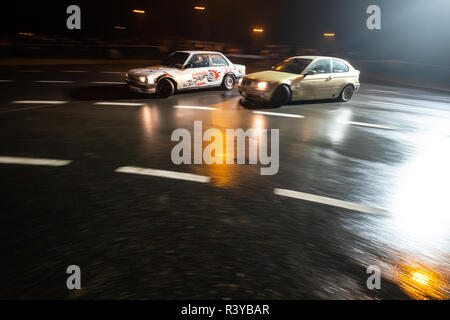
left=34, top=80, right=74, bottom=83
left=252, top=111, right=304, bottom=118
left=90, top=81, right=124, bottom=85
left=0, top=156, right=72, bottom=167
left=1, top=101, right=68, bottom=113
left=368, top=100, right=410, bottom=108
left=340, top=120, right=395, bottom=130
left=274, top=188, right=389, bottom=215
left=115, top=166, right=210, bottom=183
left=94, top=102, right=145, bottom=106
left=174, top=105, right=218, bottom=111
left=11, top=100, right=67, bottom=104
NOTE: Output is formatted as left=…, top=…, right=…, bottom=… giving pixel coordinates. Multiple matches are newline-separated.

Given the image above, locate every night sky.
left=3, top=0, right=450, bottom=64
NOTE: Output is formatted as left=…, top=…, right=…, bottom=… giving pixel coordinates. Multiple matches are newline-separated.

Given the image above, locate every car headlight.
left=139, top=76, right=147, bottom=83
left=257, top=81, right=268, bottom=90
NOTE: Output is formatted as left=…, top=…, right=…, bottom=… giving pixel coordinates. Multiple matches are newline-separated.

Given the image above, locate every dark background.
left=1, top=0, right=450, bottom=64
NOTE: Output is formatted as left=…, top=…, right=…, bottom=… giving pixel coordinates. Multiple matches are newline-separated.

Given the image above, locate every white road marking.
left=274, top=188, right=389, bottom=215
left=90, top=81, right=124, bottom=85
left=252, top=111, right=304, bottom=118
left=368, top=100, right=409, bottom=108
left=101, top=71, right=124, bottom=74
left=11, top=100, right=67, bottom=104
left=0, top=156, right=72, bottom=167
left=61, top=70, right=88, bottom=73
left=115, top=166, right=210, bottom=183
left=0, top=80, right=14, bottom=82
left=174, top=105, right=218, bottom=111
left=340, top=120, right=395, bottom=130
left=34, top=80, right=74, bottom=83
left=365, top=89, right=397, bottom=94
left=94, top=102, right=145, bottom=106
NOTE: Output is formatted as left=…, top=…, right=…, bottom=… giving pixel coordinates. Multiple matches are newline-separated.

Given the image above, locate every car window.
left=332, top=59, right=349, bottom=73
left=188, top=54, right=210, bottom=68
left=161, top=52, right=190, bottom=68
left=210, top=54, right=229, bottom=66
left=306, top=59, right=331, bottom=74
left=273, top=58, right=312, bottom=74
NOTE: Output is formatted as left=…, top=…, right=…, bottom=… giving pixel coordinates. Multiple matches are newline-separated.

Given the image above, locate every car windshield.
left=161, top=52, right=190, bottom=68
left=273, top=58, right=312, bottom=74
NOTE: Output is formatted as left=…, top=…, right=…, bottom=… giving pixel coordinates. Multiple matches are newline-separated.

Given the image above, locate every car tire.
left=156, top=78, right=175, bottom=98
left=338, top=84, right=354, bottom=102
left=270, top=84, right=291, bottom=106
left=222, top=74, right=235, bottom=90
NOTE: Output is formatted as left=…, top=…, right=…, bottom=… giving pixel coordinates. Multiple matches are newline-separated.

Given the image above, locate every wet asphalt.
left=0, top=62, right=448, bottom=299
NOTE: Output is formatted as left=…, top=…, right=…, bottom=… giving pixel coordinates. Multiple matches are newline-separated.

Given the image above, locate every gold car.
left=238, top=56, right=360, bottom=106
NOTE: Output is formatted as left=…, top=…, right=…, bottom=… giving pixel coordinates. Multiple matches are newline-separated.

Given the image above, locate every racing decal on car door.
left=184, top=70, right=222, bottom=87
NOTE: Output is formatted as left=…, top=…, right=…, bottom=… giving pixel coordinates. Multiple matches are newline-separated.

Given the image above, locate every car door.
left=209, top=53, right=229, bottom=87
left=183, top=53, right=213, bottom=89
left=329, top=59, right=351, bottom=97
left=301, top=58, right=334, bottom=99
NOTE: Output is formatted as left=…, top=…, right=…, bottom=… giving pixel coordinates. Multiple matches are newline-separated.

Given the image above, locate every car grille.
left=242, top=78, right=256, bottom=87
left=127, top=74, right=141, bottom=83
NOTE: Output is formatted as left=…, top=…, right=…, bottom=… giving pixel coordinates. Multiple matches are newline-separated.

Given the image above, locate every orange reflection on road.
left=395, top=262, right=448, bottom=300
left=141, top=105, right=159, bottom=137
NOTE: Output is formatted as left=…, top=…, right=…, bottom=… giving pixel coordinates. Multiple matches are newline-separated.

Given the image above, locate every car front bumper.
left=238, top=84, right=274, bottom=102
left=126, top=80, right=156, bottom=94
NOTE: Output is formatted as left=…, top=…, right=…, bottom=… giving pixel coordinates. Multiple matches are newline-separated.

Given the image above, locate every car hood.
left=127, top=65, right=177, bottom=76
left=246, top=70, right=302, bottom=82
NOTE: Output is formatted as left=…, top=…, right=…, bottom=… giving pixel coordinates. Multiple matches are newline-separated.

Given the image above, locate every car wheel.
left=271, top=84, right=291, bottom=106
left=156, top=78, right=175, bottom=98
left=222, top=74, right=235, bottom=90
left=338, top=84, right=354, bottom=102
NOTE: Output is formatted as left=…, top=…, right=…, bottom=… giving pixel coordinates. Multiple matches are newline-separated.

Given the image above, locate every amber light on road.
left=132, top=9, right=145, bottom=14
left=194, top=6, right=206, bottom=10
left=323, top=33, right=335, bottom=37
left=253, top=28, right=264, bottom=33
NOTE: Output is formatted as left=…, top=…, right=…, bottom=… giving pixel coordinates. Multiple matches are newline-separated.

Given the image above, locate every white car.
left=238, top=56, right=360, bottom=106
left=125, top=50, right=246, bottom=97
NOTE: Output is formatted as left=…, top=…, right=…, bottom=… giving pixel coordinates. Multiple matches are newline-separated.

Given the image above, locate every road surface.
left=0, top=62, right=448, bottom=299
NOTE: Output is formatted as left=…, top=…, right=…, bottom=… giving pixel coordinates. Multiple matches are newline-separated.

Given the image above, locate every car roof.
left=176, top=50, right=223, bottom=55
left=289, top=55, right=344, bottom=61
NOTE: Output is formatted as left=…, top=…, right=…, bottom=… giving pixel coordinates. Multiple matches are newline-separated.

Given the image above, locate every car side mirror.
left=304, top=70, right=317, bottom=76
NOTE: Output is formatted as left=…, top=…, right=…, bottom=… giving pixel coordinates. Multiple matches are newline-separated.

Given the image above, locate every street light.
left=253, top=28, right=264, bottom=33
left=194, top=6, right=206, bottom=11
left=132, top=9, right=146, bottom=14
left=323, top=33, right=335, bottom=38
